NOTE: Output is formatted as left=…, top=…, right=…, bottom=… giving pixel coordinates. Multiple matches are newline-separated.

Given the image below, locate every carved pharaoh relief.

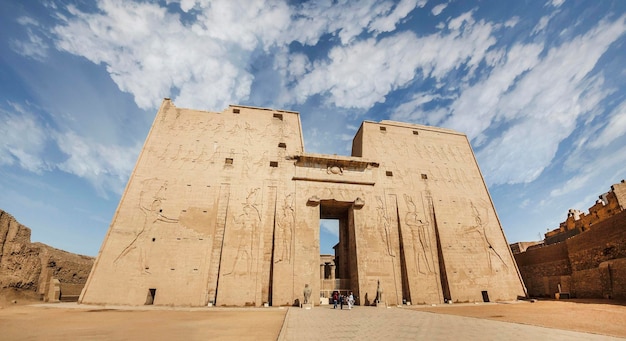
left=327, top=164, right=343, bottom=175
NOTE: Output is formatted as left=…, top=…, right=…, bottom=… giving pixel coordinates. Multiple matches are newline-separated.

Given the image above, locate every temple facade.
left=79, top=99, right=526, bottom=307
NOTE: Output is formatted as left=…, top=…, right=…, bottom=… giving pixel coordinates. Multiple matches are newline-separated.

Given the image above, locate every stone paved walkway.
left=277, top=305, right=623, bottom=340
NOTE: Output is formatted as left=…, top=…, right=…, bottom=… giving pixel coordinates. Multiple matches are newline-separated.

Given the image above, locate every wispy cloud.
left=0, top=103, right=50, bottom=172
left=11, top=17, right=49, bottom=61
left=431, top=3, right=448, bottom=16
left=292, top=11, right=496, bottom=109
left=54, top=131, right=140, bottom=197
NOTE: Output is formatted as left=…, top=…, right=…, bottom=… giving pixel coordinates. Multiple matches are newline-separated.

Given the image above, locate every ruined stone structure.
left=80, top=100, right=525, bottom=307
left=0, top=210, right=94, bottom=302
left=544, top=180, right=626, bottom=245
left=515, top=181, right=626, bottom=299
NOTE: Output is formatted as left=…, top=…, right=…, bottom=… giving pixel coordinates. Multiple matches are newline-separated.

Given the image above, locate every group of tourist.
left=332, top=291, right=354, bottom=310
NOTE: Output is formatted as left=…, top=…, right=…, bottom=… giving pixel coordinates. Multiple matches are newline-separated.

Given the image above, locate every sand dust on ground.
left=415, top=299, right=626, bottom=338
left=1, top=297, right=625, bottom=340
left=0, top=303, right=287, bottom=341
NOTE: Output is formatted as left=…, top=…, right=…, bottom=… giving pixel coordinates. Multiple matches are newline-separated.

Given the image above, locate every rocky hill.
left=0, top=209, right=94, bottom=301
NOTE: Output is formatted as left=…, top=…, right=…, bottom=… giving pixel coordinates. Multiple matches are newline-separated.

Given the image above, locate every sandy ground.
left=1, top=295, right=625, bottom=340
left=0, top=304, right=286, bottom=340
left=416, top=299, right=626, bottom=338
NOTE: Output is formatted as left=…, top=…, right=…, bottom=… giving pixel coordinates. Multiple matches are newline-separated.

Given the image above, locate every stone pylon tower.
left=79, top=99, right=526, bottom=307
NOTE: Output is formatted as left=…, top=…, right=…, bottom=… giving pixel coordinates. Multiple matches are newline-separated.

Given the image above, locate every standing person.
left=333, top=291, right=339, bottom=309
left=340, top=293, right=344, bottom=310
left=348, top=292, right=354, bottom=310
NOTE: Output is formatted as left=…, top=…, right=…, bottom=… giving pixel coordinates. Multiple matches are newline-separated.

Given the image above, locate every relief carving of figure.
left=375, top=196, right=394, bottom=257
left=463, top=201, right=508, bottom=273
left=114, top=179, right=178, bottom=267
left=404, top=194, right=433, bottom=274
left=244, top=122, right=256, bottom=145
left=275, top=193, right=295, bottom=264
left=224, top=188, right=261, bottom=275
left=241, top=149, right=251, bottom=178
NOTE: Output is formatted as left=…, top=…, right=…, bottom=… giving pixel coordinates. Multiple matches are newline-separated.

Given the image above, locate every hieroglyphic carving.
left=327, top=165, right=343, bottom=175
left=169, top=145, right=184, bottom=168
left=224, top=188, right=261, bottom=275
left=244, top=122, right=256, bottom=145
left=275, top=193, right=295, bottom=264
left=462, top=201, right=508, bottom=273
left=404, top=194, right=433, bottom=274
left=254, top=151, right=269, bottom=168
left=375, top=196, right=395, bottom=257
left=211, top=117, right=225, bottom=134
left=227, top=121, right=242, bottom=137
left=241, top=149, right=251, bottom=178
left=204, top=143, right=221, bottom=168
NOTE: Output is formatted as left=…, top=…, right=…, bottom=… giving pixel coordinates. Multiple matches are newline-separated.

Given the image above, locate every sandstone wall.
left=0, top=210, right=94, bottom=300
left=514, top=210, right=626, bottom=299
left=81, top=100, right=525, bottom=307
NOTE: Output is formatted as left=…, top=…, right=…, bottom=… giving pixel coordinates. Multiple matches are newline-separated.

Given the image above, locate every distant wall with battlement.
left=515, top=182, right=626, bottom=299
left=545, top=180, right=626, bottom=244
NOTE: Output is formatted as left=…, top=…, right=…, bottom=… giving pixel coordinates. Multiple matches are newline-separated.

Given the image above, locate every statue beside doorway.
left=303, top=284, right=312, bottom=304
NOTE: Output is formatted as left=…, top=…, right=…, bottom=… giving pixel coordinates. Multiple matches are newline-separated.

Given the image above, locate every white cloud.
left=472, top=15, right=626, bottom=185
left=293, top=11, right=497, bottom=109
left=0, top=101, right=140, bottom=198
left=590, top=100, right=626, bottom=148
left=293, top=32, right=424, bottom=108
left=431, top=3, right=448, bottom=16
left=444, top=42, right=544, bottom=141
left=50, top=0, right=421, bottom=113
left=0, top=103, right=50, bottom=173
left=11, top=17, right=49, bottom=61
left=53, top=0, right=259, bottom=111
left=289, top=0, right=420, bottom=45
left=54, top=131, right=140, bottom=197
left=504, top=16, right=519, bottom=28
left=551, top=143, right=626, bottom=200
left=532, top=16, right=551, bottom=35
left=390, top=92, right=447, bottom=123
left=320, top=219, right=339, bottom=237
left=550, top=0, right=566, bottom=7
left=370, top=0, right=424, bottom=33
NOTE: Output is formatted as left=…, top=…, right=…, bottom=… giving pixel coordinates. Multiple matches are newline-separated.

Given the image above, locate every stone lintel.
left=292, top=153, right=379, bottom=169
left=293, top=176, right=375, bottom=186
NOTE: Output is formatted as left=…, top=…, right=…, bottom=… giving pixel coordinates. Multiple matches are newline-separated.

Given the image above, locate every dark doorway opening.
left=145, top=288, right=156, bottom=305
left=481, top=290, right=490, bottom=302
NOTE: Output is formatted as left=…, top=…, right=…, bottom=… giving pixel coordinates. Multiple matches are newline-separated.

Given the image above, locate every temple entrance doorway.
left=319, top=200, right=358, bottom=304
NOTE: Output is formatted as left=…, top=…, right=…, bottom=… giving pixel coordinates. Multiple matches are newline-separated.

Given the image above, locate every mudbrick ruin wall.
left=515, top=183, right=626, bottom=299
left=81, top=100, right=526, bottom=307
left=0, top=210, right=94, bottom=301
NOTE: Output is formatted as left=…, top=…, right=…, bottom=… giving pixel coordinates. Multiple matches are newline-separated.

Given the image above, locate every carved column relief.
left=275, top=193, right=295, bottom=264
left=206, top=183, right=230, bottom=305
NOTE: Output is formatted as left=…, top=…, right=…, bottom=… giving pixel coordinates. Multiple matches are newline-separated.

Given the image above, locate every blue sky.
left=1, top=0, right=625, bottom=256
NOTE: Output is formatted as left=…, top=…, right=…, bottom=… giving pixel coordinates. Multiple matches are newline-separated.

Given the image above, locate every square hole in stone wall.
left=380, top=126, right=387, bottom=132
left=273, top=113, right=283, bottom=120
left=386, top=171, right=393, bottom=176
left=413, top=130, right=419, bottom=135
left=421, top=174, right=428, bottom=179
left=233, top=108, right=240, bottom=114
left=225, top=158, right=233, bottom=165
left=270, top=161, right=278, bottom=167
left=278, top=142, right=287, bottom=148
